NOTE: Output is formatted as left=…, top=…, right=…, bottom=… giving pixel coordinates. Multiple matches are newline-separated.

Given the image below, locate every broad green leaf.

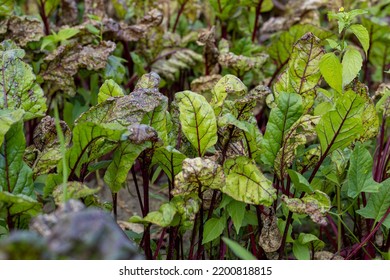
left=224, top=156, right=276, bottom=206
left=288, top=169, right=314, bottom=194
left=226, top=200, right=246, bottom=234
left=346, top=142, right=380, bottom=198
left=222, top=237, right=256, bottom=260
left=97, top=79, right=124, bottom=104
left=0, top=121, right=34, bottom=196
left=152, top=146, right=187, bottom=182
left=261, top=92, right=303, bottom=167
left=57, top=28, right=80, bottom=41
left=0, top=40, right=47, bottom=120
left=0, top=192, right=40, bottom=216
left=357, top=179, right=390, bottom=229
left=104, top=141, right=151, bottom=193
left=282, top=190, right=331, bottom=225
left=242, top=121, right=263, bottom=164
left=217, top=113, right=249, bottom=132
left=274, top=32, right=324, bottom=109
left=65, top=122, right=126, bottom=178
left=349, top=24, right=370, bottom=55
left=175, top=91, right=218, bottom=156
left=52, top=182, right=100, bottom=204
left=0, top=0, right=14, bottom=16
left=172, top=158, right=225, bottom=196
left=316, top=90, right=364, bottom=155
left=0, top=109, right=24, bottom=147
left=202, top=217, right=226, bottom=244
left=342, top=48, right=363, bottom=87
left=319, top=53, right=343, bottom=93
left=293, top=241, right=310, bottom=260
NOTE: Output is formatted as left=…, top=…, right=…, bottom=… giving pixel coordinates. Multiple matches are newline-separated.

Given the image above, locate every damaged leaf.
left=97, top=79, right=125, bottom=104
left=259, top=208, right=282, bottom=253
left=52, top=182, right=100, bottom=205
left=0, top=40, right=47, bottom=120
left=0, top=109, right=24, bottom=147
left=281, top=190, right=331, bottom=225
left=0, top=16, right=44, bottom=46
left=223, top=156, right=276, bottom=206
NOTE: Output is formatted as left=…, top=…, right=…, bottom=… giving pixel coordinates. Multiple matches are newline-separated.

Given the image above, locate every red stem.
left=251, top=0, right=264, bottom=42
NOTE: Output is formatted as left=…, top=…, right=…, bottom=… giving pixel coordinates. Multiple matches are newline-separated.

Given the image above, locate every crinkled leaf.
left=175, top=91, right=218, bottom=156
left=0, top=192, right=40, bottom=216
left=218, top=39, right=268, bottom=73
left=319, top=52, right=343, bottom=94
left=226, top=200, right=246, bottom=234
left=41, top=41, right=116, bottom=96
left=223, top=156, right=276, bottom=206
left=152, top=146, right=187, bottom=182
left=202, top=217, right=226, bottom=244
left=0, top=121, right=34, bottom=196
left=349, top=24, right=370, bottom=55
left=222, top=237, right=256, bottom=260
left=258, top=209, right=282, bottom=253
left=0, top=16, right=44, bottom=46
left=346, top=142, right=380, bottom=198
left=0, top=40, right=47, bottom=120
left=172, top=158, right=225, bottom=196
left=77, top=73, right=164, bottom=127
left=190, top=74, right=222, bottom=99
left=65, top=122, right=126, bottom=179
left=288, top=169, right=314, bottom=194
left=52, top=182, right=100, bottom=205
left=0, top=109, right=24, bottom=147
left=104, top=141, right=151, bottom=193
left=211, top=75, right=247, bottom=109
left=316, top=90, right=364, bottom=155
left=274, top=32, right=324, bottom=109
left=97, top=79, right=124, bottom=104
left=261, top=92, right=303, bottom=167
left=282, top=190, right=331, bottom=225
left=357, top=179, right=390, bottom=229
left=275, top=115, right=319, bottom=180
left=342, top=48, right=363, bottom=87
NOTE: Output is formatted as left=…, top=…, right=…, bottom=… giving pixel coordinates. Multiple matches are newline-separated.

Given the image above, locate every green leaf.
left=97, top=79, right=124, bottom=104
left=152, top=146, right=187, bottom=182
left=342, top=48, right=363, bottom=87
left=346, top=142, right=380, bottom=198
left=224, top=156, right=276, bottom=206
left=0, top=109, right=24, bottom=147
left=293, top=241, right=310, bottom=260
left=65, top=122, right=126, bottom=178
left=316, top=90, right=364, bottom=155
left=52, top=182, right=100, bottom=204
left=175, top=91, right=218, bottom=156
left=242, top=121, right=263, bottom=164
left=0, top=0, right=14, bottom=16
left=222, top=237, right=256, bottom=260
left=104, top=55, right=126, bottom=84
left=0, top=41, right=47, bottom=120
left=142, top=97, right=170, bottom=144
left=104, top=141, right=151, bottom=193
left=130, top=203, right=177, bottom=227
left=261, top=92, right=303, bottom=167
left=226, top=200, right=246, bottom=234
left=57, top=28, right=80, bottom=41
left=202, top=217, right=226, bottom=244
left=349, top=24, right=370, bottom=55
left=0, top=192, right=40, bottom=216
left=0, top=121, right=34, bottom=195
left=357, top=179, right=390, bottom=229
left=319, top=53, right=343, bottom=93
left=274, top=32, right=324, bottom=109
left=288, top=169, right=314, bottom=194
left=211, top=75, right=247, bottom=110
